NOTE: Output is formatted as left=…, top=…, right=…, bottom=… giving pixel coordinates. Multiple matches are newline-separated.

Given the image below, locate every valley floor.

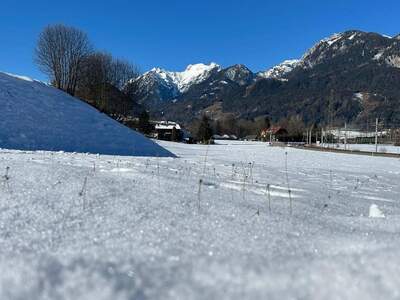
left=0, top=141, right=400, bottom=299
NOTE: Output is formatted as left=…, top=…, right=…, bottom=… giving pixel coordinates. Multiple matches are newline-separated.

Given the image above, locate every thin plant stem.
left=285, top=151, right=293, bottom=215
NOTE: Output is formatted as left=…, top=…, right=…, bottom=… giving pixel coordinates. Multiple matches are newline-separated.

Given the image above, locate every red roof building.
left=260, top=127, right=288, bottom=142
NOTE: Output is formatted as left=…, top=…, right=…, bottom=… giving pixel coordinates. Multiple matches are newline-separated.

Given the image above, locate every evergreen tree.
left=171, top=126, right=179, bottom=142
left=197, top=115, right=213, bottom=143
left=264, top=117, right=271, bottom=129
left=138, top=111, right=152, bottom=135
left=214, top=120, right=222, bottom=135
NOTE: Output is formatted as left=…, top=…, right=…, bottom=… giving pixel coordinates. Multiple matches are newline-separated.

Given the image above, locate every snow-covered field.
left=321, top=143, right=400, bottom=154
left=1, top=141, right=400, bottom=299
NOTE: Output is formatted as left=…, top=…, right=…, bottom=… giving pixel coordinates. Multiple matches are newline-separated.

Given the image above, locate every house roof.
left=263, top=126, right=287, bottom=134
left=213, top=134, right=238, bottom=140
left=155, top=121, right=181, bottom=130
left=245, top=135, right=258, bottom=139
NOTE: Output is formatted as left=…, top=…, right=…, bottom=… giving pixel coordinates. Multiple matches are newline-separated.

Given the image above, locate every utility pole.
left=375, top=118, right=379, bottom=153
left=344, top=122, right=347, bottom=151
left=321, top=128, right=324, bottom=146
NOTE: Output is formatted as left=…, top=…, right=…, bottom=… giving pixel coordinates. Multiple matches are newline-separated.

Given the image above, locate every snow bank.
left=0, top=72, right=174, bottom=157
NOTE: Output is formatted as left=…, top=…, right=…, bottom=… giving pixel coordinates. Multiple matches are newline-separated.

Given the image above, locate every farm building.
left=154, top=121, right=183, bottom=141
left=212, top=134, right=238, bottom=141
left=244, top=135, right=258, bottom=141
left=260, top=127, right=288, bottom=142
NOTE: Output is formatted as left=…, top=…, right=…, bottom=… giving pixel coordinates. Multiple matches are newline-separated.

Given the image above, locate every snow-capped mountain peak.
left=138, top=63, right=220, bottom=93
left=257, top=59, right=300, bottom=80
left=147, top=67, right=175, bottom=83
left=128, top=63, right=221, bottom=105
left=173, top=63, right=221, bottom=92
left=224, top=64, right=254, bottom=85
left=299, top=32, right=348, bottom=67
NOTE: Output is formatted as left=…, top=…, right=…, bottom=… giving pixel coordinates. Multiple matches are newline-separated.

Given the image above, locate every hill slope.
left=0, top=72, right=174, bottom=157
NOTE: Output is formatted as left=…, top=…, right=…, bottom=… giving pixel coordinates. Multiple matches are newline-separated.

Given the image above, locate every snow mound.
left=369, top=204, right=385, bottom=218
left=0, top=72, right=174, bottom=157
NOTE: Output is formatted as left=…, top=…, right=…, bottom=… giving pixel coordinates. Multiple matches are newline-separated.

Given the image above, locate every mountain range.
left=127, top=30, right=400, bottom=126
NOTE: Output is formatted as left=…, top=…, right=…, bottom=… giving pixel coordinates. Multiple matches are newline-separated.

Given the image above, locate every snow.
left=1, top=141, right=400, bottom=299
left=373, top=50, right=385, bottom=61
left=385, top=55, right=400, bottom=68
left=154, top=121, right=181, bottom=130
left=324, top=33, right=343, bottom=46
left=0, top=72, right=174, bottom=157
left=348, top=33, right=358, bottom=40
left=371, top=51, right=400, bottom=68
left=283, top=31, right=395, bottom=70
left=353, top=92, right=365, bottom=102
left=2, top=72, right=35, bottom=82
left=369, top=204, right=385, bottom=218
left=258, top=59, right=300, bottom=80
left=174, top=63, right=220, bottom=92
left=138, top=63, right=221, bottom=94
left=302, top=33, right=343, bottom=62
left=326, top=129, right=387, bottom=139
left=321, top=144, right=400, bottom=154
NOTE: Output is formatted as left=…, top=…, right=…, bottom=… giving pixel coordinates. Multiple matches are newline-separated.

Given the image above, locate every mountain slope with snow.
left=257, top=59, right=300, bottom=80
left=172, top=63, right=221, bottom=92
left=128, top=63, right=221, bottom=107
left=0, top=72, right=174, bottom=157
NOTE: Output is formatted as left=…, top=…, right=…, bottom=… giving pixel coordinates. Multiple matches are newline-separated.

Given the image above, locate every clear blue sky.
left=1, top=0, right=399, bottom=80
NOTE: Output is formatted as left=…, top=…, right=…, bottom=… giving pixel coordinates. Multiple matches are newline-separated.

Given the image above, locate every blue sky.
left=1, top=0, right=399, bottom=80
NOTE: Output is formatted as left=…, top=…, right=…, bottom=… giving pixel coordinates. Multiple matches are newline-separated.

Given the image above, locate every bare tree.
left=78, top=52, right=139, bottom=92
left=109, top=57, right=140, bottom=91
left=76, top=51, right=140, bottom=116
left=35, top=24, right=92, bottom=96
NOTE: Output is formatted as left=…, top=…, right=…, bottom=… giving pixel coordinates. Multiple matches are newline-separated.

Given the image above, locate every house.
left=260, top=127, right=288, bottom=142
left=154, top=121, right=183, bottom=141
left=244, top=135, right=258, bottom=141
left=212, top=134, right=223, bottom=140
left=229, top=134, right=238, bottom=140
left=212, top=134, right=238, bottom=141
